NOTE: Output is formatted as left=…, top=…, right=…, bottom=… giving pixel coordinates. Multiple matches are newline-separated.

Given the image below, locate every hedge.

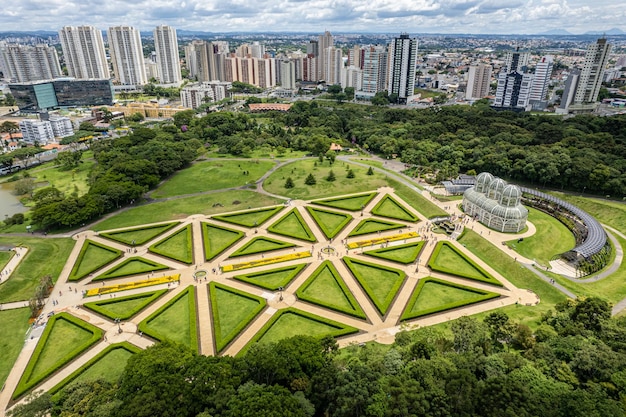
left=148, top=224, right=194, bottom=264
left=212, top=206, right=283, bottom=227
left=202, top=222, right=245, bottom=261
left=305, top=206, right=353, bottom=239
left=311, top=192, right=378, bottom=211
left=347, top=218, right=406, bottom=237
left=428, top=241, right=503, bottom=286
left=228, top=236, right=297, bottom=258
left=99, top=222, right=180, bottom=246
left=210, top=283, right=267, bottom=353
left=68, top=240, right=123, bottom=282
left=400, top=277, right=500, bottom=321
left=371, top=194, right=420, bottom=222
left=83, top=289, right=168, bottom=320
left=233, top=263, right=308, bottom=290
left=48, top=342, right=141, bottom=395
left=267, top=209, right=317, bottom=242
left=13, top=312, right=103, bottom=399
left=363, top=241, right=425, bottom=264
left=93, top=257, right=170, bottom=281
left=138, top=286, right=198, bottom=353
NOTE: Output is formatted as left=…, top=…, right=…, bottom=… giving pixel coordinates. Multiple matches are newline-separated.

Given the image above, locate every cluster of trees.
left=11, top=297, right=626, bottom=417
left=31, top=126, right=201, bottom=229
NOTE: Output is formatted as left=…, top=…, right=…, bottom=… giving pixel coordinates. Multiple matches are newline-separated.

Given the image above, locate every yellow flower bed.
left=222, top=251, right=312, bottom=272
left=85, top=274, right=180, bottom=297
left=347, top=232, right=419, bottom=249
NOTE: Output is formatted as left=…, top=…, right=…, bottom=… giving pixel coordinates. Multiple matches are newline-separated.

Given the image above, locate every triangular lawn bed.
left=209, top=282, right=267, bottom=353
left=267, top=209, right=317, bottom=242
left=202, top=222, right=245, bottom=261
left=83, top=289, right=168, bottom=320
left=245, top=308, right=359, bottom=349
left=99, top=222, right=180, bottom=246
left=68, top=240, right=123, bottom=282
left=311, top=192, right=377, bottom=211
left=401, top=277, right=500, bottom=321
left=229, top=236, right=297, bottom=258
left=364, top=241, right=425, bottom=265
left=347, top=218, right=405, bottom=237
left=213, top=206, right=283, bottom=228
left=233, top=263, right=308, bottom=290
left=13, top=312, right=103, bottom=399
left=149, top=224, right=194, bottom=264
left=428, top=241, right=503, bottom=286
left=371, top=195, right=419, bottom=222
left=94, top=257, right=170, bottom=281
left=343, top=257, right=406, bottom=316
left=138, top=286, right=198, bottom=353
left=305, top=207, right=353, bottom=239
left=48, top=342, right=141, bottom=395
left=296, top=261, right=366, bottom=319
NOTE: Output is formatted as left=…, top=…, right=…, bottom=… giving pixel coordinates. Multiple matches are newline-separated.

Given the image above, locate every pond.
left=0, top=182, right=27, bottom=220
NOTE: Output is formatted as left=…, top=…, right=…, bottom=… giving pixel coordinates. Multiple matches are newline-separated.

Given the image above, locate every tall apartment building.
left=58, top=26, right=110, bottom=79
left=324, top=46, right=343, bottom=85
left=153, top=25, right=181, bottom=85
left=493, top=71, right=533, bottom=110
left=574, top=38, right=612, bottom=104
left=107, top=26, right=147, bottom=86
left=0, top=44, right=62, bottom=82
left=279, top=60, right=296, bottom=89
left=528, top=55, right=554, bottom=109
left=180, top=81, right=231, bottom=108
left=342, top=66, right=362, bottom=90
left=361, top=45, right=387, bottom=95
left=47, top=116, right=74, bottom=138
left=505, top=51, right=530, bottom=73
left=317, top=31, right=334, bottom=81
left=387, top=34, right=418, bottom=104
left=465, top=64, right=492, bottom=100
left=348, top=46, right=363, bottom=69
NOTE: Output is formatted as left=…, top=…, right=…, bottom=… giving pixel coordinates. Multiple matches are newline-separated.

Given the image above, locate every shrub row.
left=222, top=251, right=312, bottom=272
left=85, top=274, right=179, bottom=297
left=212, top=206, right=283, bottom=227
left=210, top=282, right=267, bottom=353
left=13, top=312, right=104, bottom=399
left=363, top=241, right=426, bottom=264
left=346, top=231, right=419, bottom=249
left=305, top=207, right=353, bottom=239
left=267, top=209, right=317, bottom=242
left=202, top=222, right=245, bottom=261
left=371, top=194, right=420, bottom=222
left=99, top=222, right=180, bottom=246
left=311, top=192, right=378, bottom=211
left=93, top=257, right=170, bottom=281
left=348, top=218, right=406, bottom=237
left=233, top=263, right=308, bottom=290
left=83, top=289, right=168, bottom=320
left=428, top=241, right=503, bottom=287
left=149, top=224, right=194, bottom=264
left=400, top=277, right=501, bottom=321
left=68, top=240, right=123, bottom=282
left=229, top=236, right=296, bottom=258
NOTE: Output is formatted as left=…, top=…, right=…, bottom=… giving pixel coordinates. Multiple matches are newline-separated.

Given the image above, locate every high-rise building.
left=279, top=60, right=296, bottom=89
left=505, top=51, right=530, bottom=73
left=317, top=31, right=333, bottom=81
left=493, top=71, right=533, bottom=110
left=574, top=38, right=612, bottom=104
left=9, top=78, right=114, bottom=112
left=465, top=64, right=492, bottom=100
left=324, top=46, right=343, bottom=85
left=361, top=45, right=387, bottom=95
left=528, top=55, right=554, bottom=109
left=348, top=46, right=363, bottom=69
left=107, top=26, right=147, bottom=86
left=0, top=44, right=62, bottom=82
left=180, top=81, right=231, bottom=108
left=153, top=25, right=181, bottom=85
left=58, top=26, right=110, bottom=79
left=387, top=34, right=418, bottom=104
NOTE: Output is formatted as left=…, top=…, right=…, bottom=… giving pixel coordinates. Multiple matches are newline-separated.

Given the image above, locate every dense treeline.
left=31, top=127, right=201, bottom=229
left=11, top=297, right=626, bottom=417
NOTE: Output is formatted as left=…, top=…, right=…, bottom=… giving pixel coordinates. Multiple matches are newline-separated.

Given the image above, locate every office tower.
left=505, top=51, right=530, bottom=73
left=279, top=60, right=296, bottom=89
left=153, top=25, right=181, bottom=85
left=107, top=26, right=147, bottom=85
left=58, top=26, right=109, bottom=79
left=465, top=64, right=492, bottom=100
left=493, top=71, right=533, bottom=109
left=324, top=46, right=343, bottom=85
left=361, top=45, right=388, bottom=95
left=574, top=38, right=612, bottom=104
left=387, top=33, right=418, bottom=104
left=528, top=55, right=553, bottom=109
left=9, top=79, right=114, bottom=111
left=317, top=31, right=333, bottom=81
left=0, top=44, right=62, bottom=82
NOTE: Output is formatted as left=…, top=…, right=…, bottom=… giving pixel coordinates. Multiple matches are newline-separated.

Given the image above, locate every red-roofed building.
left=248, top=103, right=292, bottom=112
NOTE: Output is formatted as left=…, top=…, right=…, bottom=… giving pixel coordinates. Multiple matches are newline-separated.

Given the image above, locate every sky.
left=1, top=0, right=624, bottom=34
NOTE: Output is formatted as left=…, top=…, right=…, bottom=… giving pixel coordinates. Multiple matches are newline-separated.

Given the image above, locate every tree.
left=304, top=173, right=316, bottom=185
left=127, top=112, right=145, bottom=122
left=14, top=177, right=35, bottom=196
left=285, top=177, right=295, bottom=188
left=366, top=166, right=374, bottom=175
left=327, top=84, right=342, bottom=95
left=346, top=169, right=355, bottom=178
left=6, top=391, right=51, bottom=417
left=0, top=121, right=19, bottom=140
left=325, top=150, right=336, bottom=165
left=326, top=170, right=336, bottom=182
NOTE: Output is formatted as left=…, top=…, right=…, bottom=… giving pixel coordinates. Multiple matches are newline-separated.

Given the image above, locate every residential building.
left=279, top=60, right=296, bottom=89
left=153, top=25, right=182, bottom=85
left=361, top=45, right=387, bottom=95
left=493, top=71, right=533, bottom=110
left=0, top=44, right=62, bottom=82
left=505, top=51, right=530, bottom=73
left=465, top=64, right=492, bottom=100
left=47, top=115, right=74, bottom=138
left=387, top=34, right=418, bottom=104
left=342, top=66, right=362, bottom=90
left=180, top=81, right=231, bottom=109
left=107, top=26, right=147, bottom=86
left=528, top=55, right=554, bottom=109
left=574, top=38, right=612, bottom=104
left=348, top=45, right=363, bottom=69
left=317, top=31, right=333, bottom=81
left=324, top=46, right=343, bottom=86
left=58, top=26, right=110, bottom=79
left=19, top=119, right=54, bottom=144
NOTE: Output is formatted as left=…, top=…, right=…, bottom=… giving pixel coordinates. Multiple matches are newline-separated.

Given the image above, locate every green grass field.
left=0, top=250, right=15, bottom=270
left=267, top=209, right=317, bottom=242
left=140, top=288, right=196, bottom=351
left=202, top=223, right=245, bottom=261
left=212, top=206, right=283, bottom=228
left=312, top=192, right=378, bottom=211
left=95, top=257, right=169, bottom=280
left=99, top=222, right=180, bottom=246
left=0, top=308, right=31, bottom=387
left=348, top=219, right=405, bottom=237
left=305, top=207, right=353, bottom=239
left=0, top=237, right=74, bottom=303
left=149, top=225, right=193, bottom=264
left=506, top=207, right=576, bottom=266
left=387, top=179, right=447, bottom=219
left=26, top=153, right=95, bottom=200
left=364, top=241, right=424, bottom=264
left=69, top=241, right=123, bottom=281
left=83, top=290, right=168, bottom=320
left=549, top=192, right=626, bottom=234
left=233, top=264, right=308, bottom=290
left=229, top=236, right=296, bottom=257
left=151, top=160, right=275, bottom=198
left=428, top=242, right=501, bottom=285
left=68, top=345, right=133, bottom=384
left=93, top=191, right=283, bottom=230
left=371, top=195, right=419, bottom=222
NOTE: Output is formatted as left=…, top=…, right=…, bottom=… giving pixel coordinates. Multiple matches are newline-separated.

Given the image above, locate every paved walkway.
left=0, top=246, right=29, bottom=311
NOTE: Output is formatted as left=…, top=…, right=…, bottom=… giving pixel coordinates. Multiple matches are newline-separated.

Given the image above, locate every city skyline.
left=1, top=0, right=624, bottom=35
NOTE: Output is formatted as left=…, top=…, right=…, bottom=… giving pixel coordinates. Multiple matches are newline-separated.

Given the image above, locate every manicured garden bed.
left=212, top=206, right=283, bottom=228
left=209, top=283, right=267, bottom=352
left=85, top=274, right=179, bottom=297
left=371, top=194, right=419, bottom=222
left=363, top=241, right=425, bottom=264
left=228, top=236, right=297, bottom=258
left=400, top=277, right=500, bottom=321
left=296, top=261, right=366, bottom=319
left=232, top=263, right=308, bottom=290
left=68, top=240, right=123, bottom=282
left=138, top=286, right=198, bottom=353
left=347, top=218, right=406, bottom=237
left=202, top=222, right=245, bottom=261
left=222, top=251, right=311, bottom=272
left=305, top=207, right=353, bottom=239
left=94, top=257, right=170, bottom=281
left=267, top=209, right=317, bottom=242
left=0, top=308, right=31, bottom=387
left=83, top=289, right=168, bottom=320
left=428, top=241, right=503, bottom=286
left=13, top=312, right=103, bottom=399
left=99, top=222, right=180, bottom=246
left=343, top=257, right=406, bottom=316
left=346, top=232, right=418, bottom=249
left=149, top=224, right=194, bottom=264
left=312, top=192, right=377, bottom=211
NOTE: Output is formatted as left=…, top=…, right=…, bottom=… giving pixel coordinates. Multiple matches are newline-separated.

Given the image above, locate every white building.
left=180, top=81, right=231, bottom=109
left=493, top=71, right=533, bottom=110
left=528, top=55, right=554, bottom=109
left=48, top=116, right=74, bottom=138
left=19, top=119, right=55, bottom=144
left=317, top=31, right=334, bottom=81
left=505, top=51, right=530, bottom=73
left=574, top=38, right=612, bottom=105
left=324, top=46, right=343, bottom=85
left=153, top=25, right=181, bottom=85
left=465, top=64, right=492, bottom=100
left=341, top=65, right=362, bottom=90
left=107, top=26, right=147, bottom=86
left=361, top=45, right=387, bottom=95
left=279, top=60, right=296, bottom=89
left=58, top=26, right=110, bottom=79
left=0, top=44, right=62, bottom=82
left=387, top=34, right=418, bottom=104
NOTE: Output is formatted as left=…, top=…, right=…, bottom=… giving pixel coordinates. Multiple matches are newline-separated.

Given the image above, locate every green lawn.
left=149, top=225, right=193, bottom=264
left=0, top=237, right=74, bottom=303
left=233, top=264, right=308, bottom=290
left=267, top=209, right=317, bottom=242
left=67, top=345, right=134, bottom=385
left=229, top=237, right=296, bottom=258
left=428, top=242, right=501, bottom=286
left=305, top=207, right=353, bottom=239
left=25, top=154, right=95, bottom=200
left=364, top=242, right=424, bottom=264
left=95, top=257, right=169, bottom=280
left=0, top=308, right=31, bottom=387
left=0, top=250, right=15, bottom=270
left=93, top=191, right=283, bottom=230
left=312, top=192, right=378, bottom=211
left=371, top=195, right=419, bottom=222
left=99, top=222, right=180, bottom=246
left=263, top=159, right=389, bottom=199
left=506, top=207, right=575, bottom=266
left=202, top=223, right=245, bottom=261
left=387, top=178, right=447, bottom=219
left=83, top=290, right=168, bottom=320
left=69, top=241, right=123, bottom=281
left=152, top=160, right=275, bottom=198
left=348, top=219, right=405, bottom=237
left=212, top=206, right=283, bottom=228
